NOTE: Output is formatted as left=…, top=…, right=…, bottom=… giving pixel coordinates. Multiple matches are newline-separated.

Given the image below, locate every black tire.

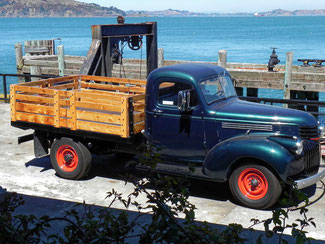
left=50, top=138, right=92, bottom=180
left=229, top=164, right=282, bottom=209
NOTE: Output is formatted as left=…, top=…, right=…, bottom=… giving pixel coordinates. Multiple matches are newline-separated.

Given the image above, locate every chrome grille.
left=299, top=126, right=319, bottom=140
left=302, top=140, right=320, bottom=176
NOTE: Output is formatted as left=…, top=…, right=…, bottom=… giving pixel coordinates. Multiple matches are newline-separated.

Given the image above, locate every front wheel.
left=229, top=164, right=282, bottom=209
left=50, top=138, right=92, bottom=180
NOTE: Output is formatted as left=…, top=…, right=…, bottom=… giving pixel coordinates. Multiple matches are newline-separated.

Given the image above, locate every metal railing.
left=0, top=73, right=56, bottom=103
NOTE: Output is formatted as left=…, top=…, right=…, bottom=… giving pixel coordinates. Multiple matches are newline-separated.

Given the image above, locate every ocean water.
left=0, top=16, right=325, bottom=98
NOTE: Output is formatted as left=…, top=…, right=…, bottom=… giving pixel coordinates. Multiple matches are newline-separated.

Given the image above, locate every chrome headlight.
left=295, top=139, right=303, bottom=155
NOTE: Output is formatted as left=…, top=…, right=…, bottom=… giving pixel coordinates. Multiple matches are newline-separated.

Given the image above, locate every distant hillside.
left=258, top=8, right=325, bottom=16
left=126, top=9, right=251, bottom=17
left=0, top=0, right=126, bottom=17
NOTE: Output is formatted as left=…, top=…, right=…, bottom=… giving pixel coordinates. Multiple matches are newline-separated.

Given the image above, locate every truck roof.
left=148, top=63, right=227, bottom=85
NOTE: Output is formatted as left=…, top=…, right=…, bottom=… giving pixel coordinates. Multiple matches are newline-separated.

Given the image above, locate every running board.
left=136, top=162, right=218, bottom=181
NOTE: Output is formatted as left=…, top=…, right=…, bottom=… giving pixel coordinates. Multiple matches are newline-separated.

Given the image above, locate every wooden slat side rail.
left=10, top=85, right=17, bottom=122
left=133, top=103, right=145, bottom=112
left=75, top=90, right=122, bottom=102
left=49, top=83, right=75, bottom=90
left=81, top=75, right=147, bottom=86
left=78, top=97, right=121, bottom=106
left=120, top=97, right=129, bottom=138
left=21, top=76, right=80, bottom=87
left=16, top=112, right=54, bottom=125
left=15, top=86, right=55, bottom=95
left=134, top=112, right=145, bottom=124
left=76, top=110, right=121, bottom=125
left=77, top=121, right=121, bottom=136
left=16, top=102, right=54, bottom=116
left=133, top=94, right=146, bottom=102
left=134, top=122, right=145, bottom=134
left=80, top=88, right=131, bottom=97
left=76, top=101, right=121, bottom=113
left=81, top=82, right=145, bottom=94
left=15, top=94, right=54, bottom=104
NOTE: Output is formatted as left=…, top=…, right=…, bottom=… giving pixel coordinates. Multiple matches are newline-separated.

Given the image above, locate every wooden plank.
left=15, top=86, right=55, bottom=95
left=133, top=94, right=145, bottom=102
left=24, top=59, right=58, bottom=67
left=59, top=99, right=70, bottom=107
left=76, top=90, right=122, bottom=102
left=134, top=112, right=145, bottom=124
left=49, top=83, right=75, bottom=90
left=21, top=76, right=79, bottom=87
left=69, top=92, right=77, bottom=130
left=81, top=75, right=146, bottom=86
left=76, top=101, right=121, bottom=113
left=16, top=112, right=54, bottom=126
left=78, top=97, right=121, bottom=105
left=76, top=110, right=121, bottom=124
left=54, top=91, right=60, bottom=127
left=120, top=97, right=129, bottom=138
left=81, top=82, right=145, bottom=94
left=10, top=85, right=16, bottom=122
left=80, top=88, right=130, bottom=97
left=134, top=103, right=145, bottom=112
left=134, top=122, right=145, bottom=134
left=16, top=102, right=54, bottom=116
left=77, top=121, right=121, bottom=136
left=16, top=94, right=53, bottom=104
left=60, top=108, right=70, bottom=118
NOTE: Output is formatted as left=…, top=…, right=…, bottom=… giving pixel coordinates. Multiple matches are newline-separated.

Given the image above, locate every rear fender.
left=202, top=135, right=296, bottom=182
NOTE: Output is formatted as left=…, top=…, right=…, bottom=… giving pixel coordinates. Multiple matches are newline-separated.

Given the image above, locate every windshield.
left=199, top=73, right=237, bottom=104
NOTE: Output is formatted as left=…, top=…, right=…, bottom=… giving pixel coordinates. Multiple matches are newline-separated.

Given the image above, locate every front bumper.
left=295, top=168, right=325, bottom=189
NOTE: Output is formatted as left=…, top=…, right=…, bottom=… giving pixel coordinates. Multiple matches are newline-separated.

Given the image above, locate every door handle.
left=153, top=108, right=163, bottom=117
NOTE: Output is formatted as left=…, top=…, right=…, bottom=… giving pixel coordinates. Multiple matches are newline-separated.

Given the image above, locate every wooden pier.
left=15, top=42, right=325, bottom=101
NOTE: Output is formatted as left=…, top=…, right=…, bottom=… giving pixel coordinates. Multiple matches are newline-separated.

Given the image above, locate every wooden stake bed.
left=10, top=75, right=146, bottom=138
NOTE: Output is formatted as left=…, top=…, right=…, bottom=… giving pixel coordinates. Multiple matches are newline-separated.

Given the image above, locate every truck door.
left=147, top=80, right=206, bottom=163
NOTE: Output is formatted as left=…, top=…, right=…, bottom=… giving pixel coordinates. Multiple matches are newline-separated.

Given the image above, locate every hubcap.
left=56, top=145, right=79, bottom=172
left=238, top=168, right=268, bottom=200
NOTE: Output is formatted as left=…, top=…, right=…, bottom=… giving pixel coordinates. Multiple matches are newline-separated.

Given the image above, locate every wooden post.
left=121, top=97, right=129, bottom=138
left=69, top=91, right=77, bottom=130
left=10, top=85, right=16, bottom=122
left=218, top=50, right=227, bottom=68
left=284, top=52, right=293, bottom=105
left=158, top=48, right=164, bottom=68
left=15, top=43, right=24, bottom=83
left=58, top=45, right=65, bottom=76
left=54, top=90, right=60, bottom=128
left=30, top=66, right=41, bottom=81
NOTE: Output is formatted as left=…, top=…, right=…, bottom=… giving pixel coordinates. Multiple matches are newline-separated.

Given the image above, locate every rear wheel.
left=229, top=164, right=282, bottom=209
left=50, top=138, right=92, bottom=180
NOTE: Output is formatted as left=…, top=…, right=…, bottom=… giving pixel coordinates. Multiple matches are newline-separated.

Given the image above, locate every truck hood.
left=208, top=98, right=318, bottom=127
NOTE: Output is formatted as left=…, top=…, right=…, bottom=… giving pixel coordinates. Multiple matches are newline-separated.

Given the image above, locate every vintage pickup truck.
left=10, top=63, right=325, bottom=209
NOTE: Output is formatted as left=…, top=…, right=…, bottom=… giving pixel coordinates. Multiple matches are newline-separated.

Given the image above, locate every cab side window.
left=158, top=82, right=197, bottom=107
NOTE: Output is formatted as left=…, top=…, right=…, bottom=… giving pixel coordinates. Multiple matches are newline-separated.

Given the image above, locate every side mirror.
left=178, top=90, right=191, bottom=112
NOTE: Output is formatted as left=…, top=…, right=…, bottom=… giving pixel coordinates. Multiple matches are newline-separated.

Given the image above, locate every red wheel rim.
left=56, top=145, right=78, bottom=172
left=238, top=168, right=268, bottom=200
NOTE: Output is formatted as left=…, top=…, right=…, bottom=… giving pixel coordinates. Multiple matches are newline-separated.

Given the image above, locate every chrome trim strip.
left=221, top=122, right=273, bottom=132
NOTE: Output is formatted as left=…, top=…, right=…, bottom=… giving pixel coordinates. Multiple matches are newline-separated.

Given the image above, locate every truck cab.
left=145, top=63, right=324, bottom=209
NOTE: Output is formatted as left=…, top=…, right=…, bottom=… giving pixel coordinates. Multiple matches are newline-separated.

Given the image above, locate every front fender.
left=202, top=135, right=297, bottom=182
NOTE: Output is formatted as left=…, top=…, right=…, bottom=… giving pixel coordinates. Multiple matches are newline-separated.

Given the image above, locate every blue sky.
left=80, top=0, right=325, bottom=13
